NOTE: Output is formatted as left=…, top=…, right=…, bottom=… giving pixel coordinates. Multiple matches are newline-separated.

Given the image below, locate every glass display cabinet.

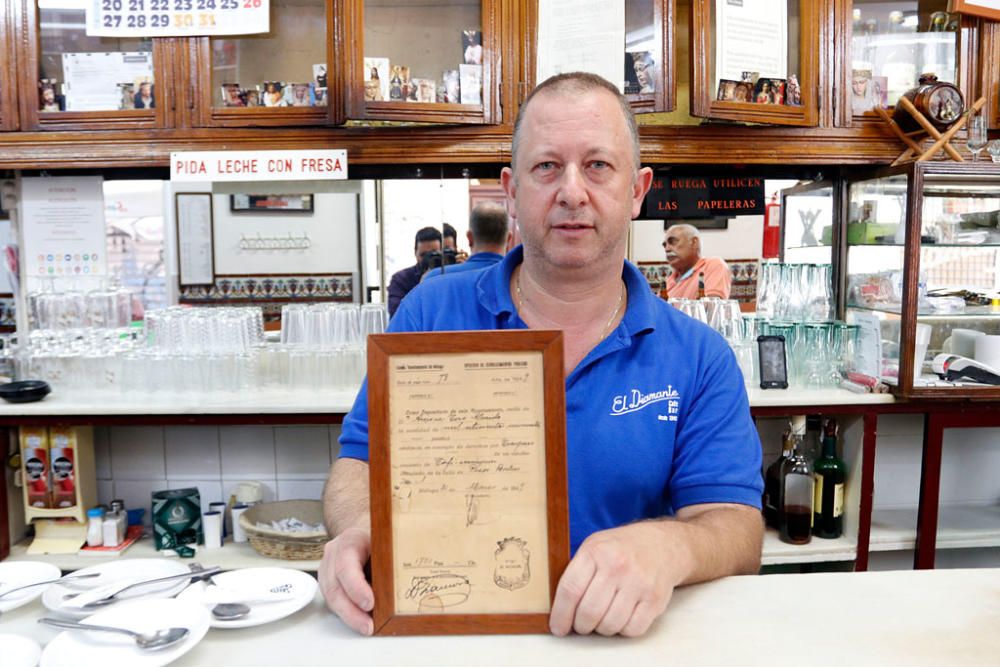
left=779, top=179, right=843, bottom=314
left=846, top=1, right=974, bottom=127
left=15, top=0, right=174, bottom=131
left=191, top=0, right=340, bottom=127
left=688, top=0, right=820, bottom=126
left=0, top=2, right=16, bottom=131
left=340, top=0, right=509, bottom=124
left=844, top=162, right=1000, bottom=397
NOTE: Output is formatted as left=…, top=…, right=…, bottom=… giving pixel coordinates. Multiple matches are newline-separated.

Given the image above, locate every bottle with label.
left=780, top=416, right=813, bottom=545
left=762, top=425, right=795, bottom=528
left=697, top=272, right=706, bottom=299
left=813, top=418, right=848, bottom=538
left=86, top=507, right=104, bottom=547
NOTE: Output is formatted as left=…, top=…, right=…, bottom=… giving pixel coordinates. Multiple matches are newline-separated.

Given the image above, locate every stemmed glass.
left=967, top=115, right=987, bottom=162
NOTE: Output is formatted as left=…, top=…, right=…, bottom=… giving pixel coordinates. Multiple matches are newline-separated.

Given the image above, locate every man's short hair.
left=511, top=72, right=640, bottom=173
left=414, top=226, right=443, bottom=250
left=442, top=223, right=457, bottom=242
left=668, top=223, right=701, bottom=241
left=469, top=202, right=509, bottom=247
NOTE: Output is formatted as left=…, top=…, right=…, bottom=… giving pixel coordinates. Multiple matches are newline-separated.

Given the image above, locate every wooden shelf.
left=870, top=505, right=1000, bottom=552
left=5, top=535, right=319, bottom=572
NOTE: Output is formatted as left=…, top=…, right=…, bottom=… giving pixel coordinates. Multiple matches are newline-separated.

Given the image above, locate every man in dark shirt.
left=424, top=202, right=511, bottom=280
left=386, top=226, right=442, bottom=316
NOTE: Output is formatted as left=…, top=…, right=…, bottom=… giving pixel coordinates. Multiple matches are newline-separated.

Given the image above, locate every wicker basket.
left=238, top=500, right=329, bottom=560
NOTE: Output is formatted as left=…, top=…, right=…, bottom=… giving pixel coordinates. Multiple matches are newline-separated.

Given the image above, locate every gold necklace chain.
left=515, top=268, right=626, bottom=344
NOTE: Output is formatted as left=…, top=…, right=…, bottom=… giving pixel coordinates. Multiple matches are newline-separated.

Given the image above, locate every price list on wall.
left=86, top=0, right=269, bottom=37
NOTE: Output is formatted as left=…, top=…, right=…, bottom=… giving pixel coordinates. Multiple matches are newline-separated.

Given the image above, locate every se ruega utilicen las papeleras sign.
left=643, top=176, right=765, bottom=219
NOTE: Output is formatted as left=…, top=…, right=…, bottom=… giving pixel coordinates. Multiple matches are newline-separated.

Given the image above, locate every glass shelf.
left=847, top=304, right=1000, bottom=318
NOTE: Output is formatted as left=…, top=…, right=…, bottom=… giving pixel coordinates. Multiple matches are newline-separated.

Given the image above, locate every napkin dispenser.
left=20, top=426, right=96, bottom=525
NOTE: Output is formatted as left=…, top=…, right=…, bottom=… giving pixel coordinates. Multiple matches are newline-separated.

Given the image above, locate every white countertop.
left=0, top=386, right=892, bottom=417
left=2, top=568, right=997, bottom=666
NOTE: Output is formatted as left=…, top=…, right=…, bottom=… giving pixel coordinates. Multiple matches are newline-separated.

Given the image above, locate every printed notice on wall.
left=62, top=52, right=153, bottom=111
left=536, top=0, right=624, bottom=92
left=715, top=0, right=787, bottom=83
left=175, top=193, right=214, bottom=286
left=388, top=351, right=551, bottom=615
left=21, top=177, right=107, bottom=278
left=86, top=0, right=269, bottom=38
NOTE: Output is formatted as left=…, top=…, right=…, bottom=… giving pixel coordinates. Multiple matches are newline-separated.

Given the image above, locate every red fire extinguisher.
left=762, top=192, right=781, bottom=259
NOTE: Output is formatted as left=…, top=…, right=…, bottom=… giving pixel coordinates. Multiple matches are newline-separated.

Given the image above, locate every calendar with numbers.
left=86, top=0, right=269, bottom=37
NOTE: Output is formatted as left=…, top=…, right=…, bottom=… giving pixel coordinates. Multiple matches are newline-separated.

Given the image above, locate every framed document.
left=367, top=330, right=569, bottom=635
left=174, top=193, right=214, bottom=287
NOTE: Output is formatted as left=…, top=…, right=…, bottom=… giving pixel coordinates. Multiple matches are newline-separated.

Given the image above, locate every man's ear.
left=631, top=166, right=654, bottom=218
left=466, top=229, right=475, bottom=250
left=500, top=167, right=517, bottom=220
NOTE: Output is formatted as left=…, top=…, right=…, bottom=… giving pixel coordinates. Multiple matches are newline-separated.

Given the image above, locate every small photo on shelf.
left=442, top=69, right=460, bottom=103
left=221, top=83, right=245, bottom=107
left=244, top=88, right=260, bottom=107
left=261, top=81, right=286, bottom=107
left=39, top=78, right=63, bottom=112
left=412, top=78, right=436, bottom=103
left=717, top=78, right=752, bottom=102
left=785, top=74, right=802, bottom=106
left=364, top=57, right=390, bottom=101
left=314, top=87, right=328, bottom=106
left=462, top=29, right=483, bottom=65
left=389, top=65, right=411, bottom=101
left=627, top=51, right=654, bottom=94
left=312, top=63, right=327, bottom=89
left=117, top=82, right=135, bottom=110
left=285, top=82, right=315, bottom=107
left=459, top=64, right=482, bottom=105
left=754, top=78, right=785, bottom=104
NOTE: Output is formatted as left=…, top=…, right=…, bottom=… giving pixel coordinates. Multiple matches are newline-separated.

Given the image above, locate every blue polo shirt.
left=339, top=246, right=762, bottom=552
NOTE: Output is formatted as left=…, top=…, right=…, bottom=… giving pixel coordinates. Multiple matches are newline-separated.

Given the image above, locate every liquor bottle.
left=779, top=416, right=813, bottom=545
left=697, top=272, right=706, bottom=299
left=762, top=425, right=794, bottom=528
left=813, top=418, right=847, bottom=539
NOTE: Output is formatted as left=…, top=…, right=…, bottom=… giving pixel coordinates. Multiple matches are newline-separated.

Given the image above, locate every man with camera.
left=424, top=202, right=511, bottom=281
left=385, top=226, right=443, bottom=316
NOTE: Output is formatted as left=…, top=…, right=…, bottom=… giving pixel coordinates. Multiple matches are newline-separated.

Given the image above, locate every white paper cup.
left=974, top=334, right=1000, bottom=371
left=202, top=511, right=223, bottom=549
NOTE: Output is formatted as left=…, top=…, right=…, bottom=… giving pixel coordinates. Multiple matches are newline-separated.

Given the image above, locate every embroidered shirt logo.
left=610, top=387, right=681, bottom=418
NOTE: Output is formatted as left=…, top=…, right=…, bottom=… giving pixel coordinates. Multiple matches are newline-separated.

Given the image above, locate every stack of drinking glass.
left=16, top=303, right=388, bottom=398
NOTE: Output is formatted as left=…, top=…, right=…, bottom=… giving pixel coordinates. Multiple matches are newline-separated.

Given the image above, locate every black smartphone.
left=757, top=335, right=789, bottom=389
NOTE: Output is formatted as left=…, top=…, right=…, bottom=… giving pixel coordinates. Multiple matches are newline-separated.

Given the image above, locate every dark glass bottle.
left=813, top=419, right=848, bottom=539
left=697, top=272, right=706, bottom=299
left=780, top=417, right=812, bottom=545
left=763, top=427, right=794, bottom=529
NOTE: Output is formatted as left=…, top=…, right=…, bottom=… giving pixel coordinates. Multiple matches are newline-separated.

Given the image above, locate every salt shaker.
left=86, top=507, right=104, bottom=547
left=231, top=503, right=250, bottom=543
left=203, top=510, right=223, bottom=549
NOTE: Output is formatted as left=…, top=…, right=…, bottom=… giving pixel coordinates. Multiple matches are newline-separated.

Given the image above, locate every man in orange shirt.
left=662, top=223, right=731, bottom=299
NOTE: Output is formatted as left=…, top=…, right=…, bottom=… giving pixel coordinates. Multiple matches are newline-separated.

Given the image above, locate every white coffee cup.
left=974, top=334, right=1000, bottom=371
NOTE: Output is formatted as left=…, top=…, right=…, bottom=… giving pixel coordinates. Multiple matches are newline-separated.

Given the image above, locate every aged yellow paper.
left=389, top=351, right=550, bottom=615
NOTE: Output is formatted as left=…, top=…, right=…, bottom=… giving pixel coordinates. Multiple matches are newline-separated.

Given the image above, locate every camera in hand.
left=419, top=248, right=458, bottom=275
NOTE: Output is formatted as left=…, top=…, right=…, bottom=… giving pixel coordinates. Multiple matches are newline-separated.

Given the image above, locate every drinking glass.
left=967, top=115, right=987, bottom=161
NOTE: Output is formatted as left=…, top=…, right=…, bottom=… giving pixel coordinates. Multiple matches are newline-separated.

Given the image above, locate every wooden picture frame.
left=174, top=193, right=215, bottom=287
left=367, top=330, right=569, bottom=636
left=230, top=194, right=314, bottom=213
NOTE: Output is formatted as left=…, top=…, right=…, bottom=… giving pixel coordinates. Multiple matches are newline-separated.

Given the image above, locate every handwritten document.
left=389, top=351, right=551, bottom=615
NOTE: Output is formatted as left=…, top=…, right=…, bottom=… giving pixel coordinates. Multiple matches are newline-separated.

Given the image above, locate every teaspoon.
left=188, top=563, right=251, bottom=621
left=39, top=617, right=190, bottom=650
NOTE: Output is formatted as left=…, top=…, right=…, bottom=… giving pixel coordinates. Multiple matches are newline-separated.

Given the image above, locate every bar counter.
left=3, top=568, right=997, bottom=666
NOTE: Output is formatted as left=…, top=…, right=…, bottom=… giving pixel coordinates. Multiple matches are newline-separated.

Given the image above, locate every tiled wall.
left=94, top=424, right=342, bottom=524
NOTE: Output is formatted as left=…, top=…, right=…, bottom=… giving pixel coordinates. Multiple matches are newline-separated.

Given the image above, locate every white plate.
left=0, top=633, right=42, bottom=667
left=0, top=561, right=61, bottom=613
left=177, top=567, right=317, bottom=629
left=41, top=559, right=191, bottom=620
left=40, top=598, right=210, bottom=667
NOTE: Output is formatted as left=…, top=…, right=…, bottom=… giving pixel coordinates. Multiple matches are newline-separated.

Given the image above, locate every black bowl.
left=0, top=380, right=52, bottom=404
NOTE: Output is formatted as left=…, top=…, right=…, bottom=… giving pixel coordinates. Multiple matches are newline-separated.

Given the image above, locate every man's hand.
left=549, top=504, right=762, bottom=638
left=549, top=521, right=676, bottom=637
left=318, top=526, right=375, bottom=635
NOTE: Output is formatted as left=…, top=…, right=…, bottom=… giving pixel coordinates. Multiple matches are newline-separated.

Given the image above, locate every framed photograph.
left=230, top=194, right=314, bottom=213
left=286, top=82, right=315, bottom=107
left=367, top=330, right=569, bottom=636
left=754, top=78, right=786, bottom=104
left=220, top=83, right=245, bottom=107
left=175, top=193, right=214, bottom=287
left=717, top=79, right=753, bottom=103
left=462, top=29, right=483, bottom=64
left=364, top=57, right=390, bottom=101
left=442, top=69, right=460, bottom=104
left=459, top=64, right=482, bottom=105
left=412, top=78, right=436, bottom=103
left=628, top=51, right=655, bottom=94
left=312, top=63, right=327, bottom=88
left=261, top=81, right=285, bottom=107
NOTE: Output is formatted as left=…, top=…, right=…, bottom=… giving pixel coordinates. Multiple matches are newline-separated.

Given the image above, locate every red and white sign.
left=170, top=150, right=348, bottom=182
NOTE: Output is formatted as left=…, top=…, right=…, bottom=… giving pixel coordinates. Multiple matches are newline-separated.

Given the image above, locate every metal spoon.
left=39, top=617, right=190, bottom=651
left=0, top=572, right=101, bottom=600
left=188, top=563, right=250, bottom=621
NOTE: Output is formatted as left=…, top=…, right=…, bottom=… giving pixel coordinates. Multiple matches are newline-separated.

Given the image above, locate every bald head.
left=510, top=72, right=641, bottom=175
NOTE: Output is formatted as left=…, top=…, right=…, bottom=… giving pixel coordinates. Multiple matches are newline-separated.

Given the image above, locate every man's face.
left=443, top=236, right=457, bottom=251
left=663, top=228, right=699, bottom=273
left=500, top=87, right=652, bottom=273
left=415, top=239, right=441, bottom=264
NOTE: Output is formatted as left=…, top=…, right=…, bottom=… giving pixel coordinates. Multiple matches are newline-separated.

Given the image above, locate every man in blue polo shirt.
left=423, top=202, right=511, bottom=281
left=320, top=72, right=764, bottom=639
